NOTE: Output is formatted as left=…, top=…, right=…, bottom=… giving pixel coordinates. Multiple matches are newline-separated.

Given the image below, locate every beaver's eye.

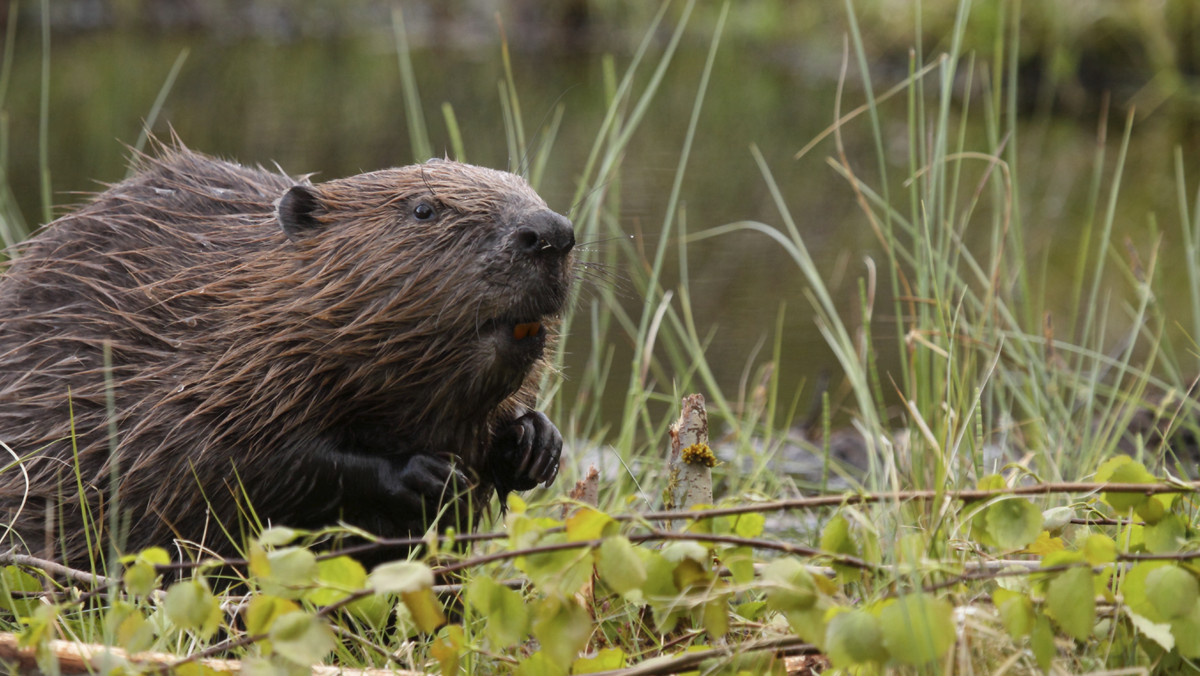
left=413, top=202, right=437, bottom=221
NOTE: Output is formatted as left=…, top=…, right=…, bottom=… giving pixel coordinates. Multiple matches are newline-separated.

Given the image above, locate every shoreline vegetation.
left=3, top=0, right=1200, bottom=673
left=23, top=0, right=1200, bottom=117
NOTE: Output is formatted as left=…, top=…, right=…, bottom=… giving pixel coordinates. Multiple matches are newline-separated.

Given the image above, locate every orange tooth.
left=512, top=322, right=541, bottom=340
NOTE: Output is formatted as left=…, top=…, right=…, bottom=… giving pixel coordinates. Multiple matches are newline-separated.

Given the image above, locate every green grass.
left=4, top=0, right=1200, bottom=673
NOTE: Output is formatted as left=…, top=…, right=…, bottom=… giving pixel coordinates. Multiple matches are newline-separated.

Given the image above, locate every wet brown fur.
left=0, top=142, right=572, bottom=566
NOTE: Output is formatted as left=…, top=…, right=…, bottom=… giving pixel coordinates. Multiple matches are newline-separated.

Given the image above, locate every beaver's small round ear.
left=276, top=185, right=325, bottom=240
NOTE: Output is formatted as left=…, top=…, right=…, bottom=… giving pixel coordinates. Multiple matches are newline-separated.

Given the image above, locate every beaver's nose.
left=515, top=211, right=575, bottom=257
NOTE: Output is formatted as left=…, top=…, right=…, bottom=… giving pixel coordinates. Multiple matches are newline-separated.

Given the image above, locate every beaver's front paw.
left=391, top=454, right=471, bottom=520
left=490, top=410, right=562, bottom=493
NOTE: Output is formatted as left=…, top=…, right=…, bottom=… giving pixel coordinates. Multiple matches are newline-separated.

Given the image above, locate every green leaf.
left=651, top=605, right=686, bottom=635
left=516, top=535, right=594, bottom=597
left=465, top=576, right=529, bottom=647
left=826, top=609, right=889, bottom=666
left=985, top=498, right=1044, bottom=550
left=258, top=527, right=300, bottom=547
left=507, top=512, right=561, bottom=550
left=105, top=601, right=154, bottom=653
left=1123, top=561, right=1169, bottom=621
left=684, top=515, right=716, bottom=536
left=514, top=650, right=562, bottom=676
left=1144, top=513, right=1186, bottom=553
left=1127, top=524, right=1146, bottom=550
left=312, top=556, right=389, bottom=627
left=722, top=545, right=756, bottom=585
left=1031, top=615, right=1055, bottom=671
left=1096, top=456, right=1155, bottom=512
left=260, top=547, right=318, bottom=599
left=117, top=611, right=154, bottom=653
left=819, top=515, right=861, bottom=581
left=306, top=555, right=365, bottom=605
left=401, top=587, right=447, bottom=634
left=761, top=558, right=817, bottom=612
left=164, top=579, right=221, bottom=638
left=1081, top=534, right=1118, bottom=565
left=993, top=588, right=1034, bottom=639
left=116, top=544, right=171, bottom=577
left=1024, top=531, right=1065, bottom=556
left=368, top=560, right=434, bottom=594
left=0, top=566, right=42, bottom=618
left=122, top=560, right=159, bottom=598
left=660, top=540, right=712, bottom=593
left=878, top=594, right=955, bottom=665
left=1045, top=566, right=1095, bottom=641
left=1041, top=549, right=1085, bottom=568
left=531, top=595, right=591, bottom=669
left=735, top=600, right=768, bottom=622
left=572, top=648, right=626, bottom=673
left=1171, top=602, right=1200, bottom=658
left=245, top=595, right=300, bottom=637
left=637, top=547, right=679, bottom=599
left=977, top=474, right=1006, bottom=491
left=671, top=557, right=711, bottom=593
left=506, top=493, right=528, bottom=513
left=1093, top=454, right=1137, bottom=482
left=1145, top=565, right=1198, bottom=620
left=1125, top=607, right=1175, bottom=652
left=1137, top=495, right=1168, bottom=524
left=431, top=624, right=464, bottom=675
left=565, top=507, right=616, bottom=542
left=702, top=596, right=729, bottom=639
left=19, top=604, right=56, bottom=649
left=819, top=515, right=854, bottom=554
left=782, top=599, right=833, bottom=650
left=248, top=541, right=271, bottom=580
left=269, top=611, right=335, bottom=667
left=732, top=512, right=766, bottom=538
left=596, top=536, right=647, bottom=598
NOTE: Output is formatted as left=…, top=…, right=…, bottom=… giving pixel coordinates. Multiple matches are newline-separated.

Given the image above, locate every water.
left=3, top=20, right=1196, bottom=435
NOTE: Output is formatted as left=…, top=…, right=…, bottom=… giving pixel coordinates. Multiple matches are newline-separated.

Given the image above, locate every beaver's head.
left=271, top=159, right=575, bottom=419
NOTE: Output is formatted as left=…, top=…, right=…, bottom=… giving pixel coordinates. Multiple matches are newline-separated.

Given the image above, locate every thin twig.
left=434, top=530, right=877, bottom=578
left=628, top=481, right=1200, bottom=523
left=0, top=551, right=117, bottom=587
left=644, top=530, right=877, bottom=570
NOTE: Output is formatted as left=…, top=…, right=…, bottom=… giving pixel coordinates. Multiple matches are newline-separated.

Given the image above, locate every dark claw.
left=539, top=459, right=559, bottom=485
left=514, top=424, right=535, bottom=478
left=491, top=410, right=563, bottom=493
left=529, top=420, right=558, bottom=484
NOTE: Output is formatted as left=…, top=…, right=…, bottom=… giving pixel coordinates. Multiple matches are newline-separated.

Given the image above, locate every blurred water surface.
left=4, top=7, right=1197, bottom=431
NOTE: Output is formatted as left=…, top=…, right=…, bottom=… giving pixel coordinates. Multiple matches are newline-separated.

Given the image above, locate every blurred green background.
left=4, top=0, right=1200, bottom=428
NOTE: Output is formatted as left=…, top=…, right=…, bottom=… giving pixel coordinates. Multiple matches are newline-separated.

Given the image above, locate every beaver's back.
left=0, top=145, right=573, bottom=568
left=0, top=151, right=297, bottom=556
left=6, top=148, right=289, bottom=296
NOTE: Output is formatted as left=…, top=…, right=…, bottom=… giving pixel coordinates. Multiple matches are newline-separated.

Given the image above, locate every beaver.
left=0, top=142, right=574, bottom=569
